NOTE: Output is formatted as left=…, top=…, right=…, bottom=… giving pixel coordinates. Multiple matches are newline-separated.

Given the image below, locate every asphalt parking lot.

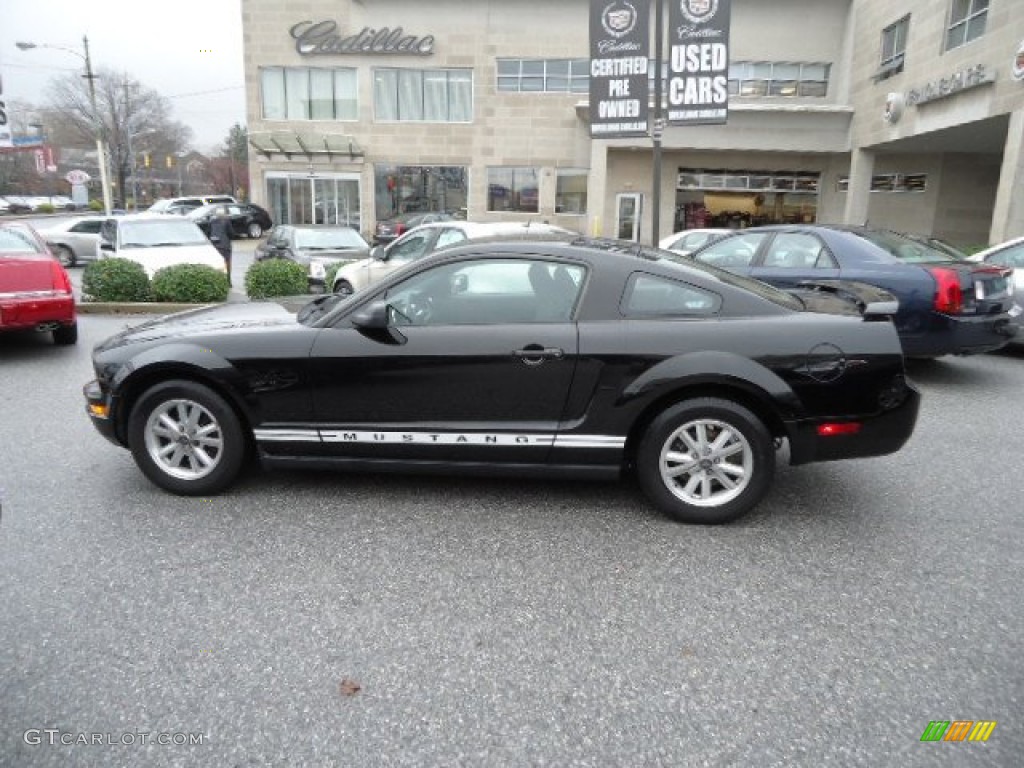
left=0, top=315, right=1021, bottom=767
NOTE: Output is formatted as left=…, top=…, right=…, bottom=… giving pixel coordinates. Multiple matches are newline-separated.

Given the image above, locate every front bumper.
left=83, top=379, right=122, bottom=446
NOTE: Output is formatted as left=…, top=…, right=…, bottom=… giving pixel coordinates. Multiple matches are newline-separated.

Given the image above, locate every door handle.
left=513, top=346, right=565, bottom=366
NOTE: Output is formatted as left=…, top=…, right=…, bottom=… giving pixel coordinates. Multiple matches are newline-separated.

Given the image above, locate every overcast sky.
left=0, top=0, right=246, bottom=151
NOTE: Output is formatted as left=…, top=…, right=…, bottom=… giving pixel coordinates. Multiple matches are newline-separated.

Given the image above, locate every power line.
left=165, top=85, right=245, bottom=100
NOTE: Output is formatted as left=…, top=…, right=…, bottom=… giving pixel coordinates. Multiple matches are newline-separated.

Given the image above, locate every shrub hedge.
left=36, top=203, right=55, bottom=214
left=245, top=259, right=308, bottom=299
left=82, top=258, right=151, bottom=302
left=151, top=264, right=230, bottom=303
left=87, top=199, right=103, bottom=212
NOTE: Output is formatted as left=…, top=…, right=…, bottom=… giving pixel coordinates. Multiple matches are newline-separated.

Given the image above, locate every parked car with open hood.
left=967, top=235, right=1024, bottom=347
left=685, top=225, right=1017, bottom=357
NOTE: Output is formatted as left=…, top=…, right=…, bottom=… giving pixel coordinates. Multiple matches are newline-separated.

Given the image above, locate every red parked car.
left=0, top=222, right=77, bottom=345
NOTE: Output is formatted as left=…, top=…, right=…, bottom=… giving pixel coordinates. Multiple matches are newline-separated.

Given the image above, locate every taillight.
left=929, top=267, right=963, bottom=314
left=50, top=260, right=73, bottom=295
left=394, top=224, right=406, bottom=236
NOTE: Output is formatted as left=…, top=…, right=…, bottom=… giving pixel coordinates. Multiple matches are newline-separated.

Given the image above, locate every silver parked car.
left=36, top=216, right=106, bottom=267
left=968, top=236, right=1024, bottom=347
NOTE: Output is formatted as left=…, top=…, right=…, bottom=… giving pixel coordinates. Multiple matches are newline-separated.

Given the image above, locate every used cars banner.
left=666, top=0, right=731, bottom=125
left=589, top=0, right=650, bottom=138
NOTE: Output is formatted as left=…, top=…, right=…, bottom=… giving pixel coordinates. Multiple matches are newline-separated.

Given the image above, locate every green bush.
left=82, top=258, right=151, bottom=302
left=36, top=203, right=55, bottom=214
left=245, top=259, right=308, bottom=299
left=151, top=263, right=230, bottom=303
left=87, top=199, right=103, bottom=212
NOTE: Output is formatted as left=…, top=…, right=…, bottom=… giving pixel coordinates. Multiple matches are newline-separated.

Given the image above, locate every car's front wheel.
left=128, top=380, right=246, bottom=495
left=247, top=222, right=263, bottom=239
left=636, top=397, right=774, bottom=524
left=334, top=279, right=354, bottom=296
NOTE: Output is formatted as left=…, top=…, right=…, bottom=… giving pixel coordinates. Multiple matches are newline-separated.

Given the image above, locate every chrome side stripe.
left=252, top=428, right=321, bottom=443
left=254, top=428, right=624, bottom=448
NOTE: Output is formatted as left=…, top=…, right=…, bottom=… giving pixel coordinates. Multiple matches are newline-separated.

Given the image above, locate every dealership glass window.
left=837, top=174, right=928, bottom=192
left=374, top=68, right=473, bottom=122
left=676, top=169, right=819, bottom=194
left=555, top=169, right=588, bottom=215
left=497, top=59, right=590, bottom=93
left=880, top=16, right=909, bottom=78
left=727, top=62, right=830, bottom=98
left=265, top=173, right=361, bottom=228
left=374, top=165, right=468, bottom=221
left=260, top=67, right=357, bottom=121
left=946, top=0, right=988, bottom=51
left=487, top=168, right=540, bottom=213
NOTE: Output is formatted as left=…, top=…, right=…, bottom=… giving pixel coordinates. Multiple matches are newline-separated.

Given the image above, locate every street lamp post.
left=16, top=35, right=113, bottom=215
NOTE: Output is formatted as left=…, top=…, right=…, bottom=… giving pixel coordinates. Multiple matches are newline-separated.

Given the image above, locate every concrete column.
left=588, top=140, right=609, bottom=237
left=990, top=108, right=1024, bottom=245
left=843, top=148, right=874, bottom=226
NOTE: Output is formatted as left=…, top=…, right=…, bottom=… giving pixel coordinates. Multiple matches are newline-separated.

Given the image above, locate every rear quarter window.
left=622, top=273, right=721, bottom=316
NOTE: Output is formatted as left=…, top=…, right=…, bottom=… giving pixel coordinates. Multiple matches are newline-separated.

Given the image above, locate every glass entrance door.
left=265, top=173, right=361, bottom=230
left=616, top=193, right=642, bottom=242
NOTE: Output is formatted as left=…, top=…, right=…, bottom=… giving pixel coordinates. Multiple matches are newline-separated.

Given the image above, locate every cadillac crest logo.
left=883, top=92, right=904, bottom=124
left=679, top=0, right=719, bottom=25
left=1013, top=39, right=1024, bottom=81
left=601, top=1, right=639, bottom=38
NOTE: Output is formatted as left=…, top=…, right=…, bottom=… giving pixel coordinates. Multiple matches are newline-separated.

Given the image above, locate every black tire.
left=55, top=245, right=76, bottom=268
left=636, top=397, right=774, bottom=524
left=52, top=322, right=78, bottom=346
left=334, top=279, right=354, bottom=296
left=127, top=380, right=246, bottom=495
left=247, top=222, right=263, bottom=239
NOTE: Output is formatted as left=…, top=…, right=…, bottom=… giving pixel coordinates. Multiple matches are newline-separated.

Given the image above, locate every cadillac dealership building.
left=241, top=0, right=1024, bottom=247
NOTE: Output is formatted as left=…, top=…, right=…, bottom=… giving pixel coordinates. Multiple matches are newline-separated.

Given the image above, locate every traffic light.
left=166, top=155, right=174, bottom=169
left=143, top=152, right=151, bottom=168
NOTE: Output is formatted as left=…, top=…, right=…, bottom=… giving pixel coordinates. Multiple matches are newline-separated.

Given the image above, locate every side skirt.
left=259, top=454, right=623, bottom=481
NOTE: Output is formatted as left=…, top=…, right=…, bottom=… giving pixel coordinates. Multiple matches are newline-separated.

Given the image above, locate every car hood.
left=94, top=300, right=302, bottom=351
left=299, top=248, right=369, bottom=262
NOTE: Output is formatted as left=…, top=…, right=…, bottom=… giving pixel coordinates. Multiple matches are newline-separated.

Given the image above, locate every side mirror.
left=100, top=241, right=114, bottom=252
left=371, top=245, right=387, bottom=261
left=350, top=300, right=390, bottom=330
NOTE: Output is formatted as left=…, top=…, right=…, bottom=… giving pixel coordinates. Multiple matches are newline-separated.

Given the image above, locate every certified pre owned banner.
left=589, top=0, right=650, bottom=138
left=0, top=72, right=12, bottom=149
left=667, top=0, right=731, bottom=125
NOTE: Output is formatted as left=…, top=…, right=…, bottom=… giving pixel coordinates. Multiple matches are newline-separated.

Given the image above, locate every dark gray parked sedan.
left=255, top=224, right=371, bottom=291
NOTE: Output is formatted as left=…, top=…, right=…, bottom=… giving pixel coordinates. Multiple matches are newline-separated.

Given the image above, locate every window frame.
left=486, top=167, right=541, bottom=214
left=373, top=67, right=474, bottom=123
left=260, top=66, right=358, bottom=121
left=945, top=0, right=988, bottom=52
left=879, top=15, right=910, bottom=79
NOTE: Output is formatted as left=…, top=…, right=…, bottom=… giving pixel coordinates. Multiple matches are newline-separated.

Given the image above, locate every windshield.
left=856, top=230, right=958, bottom=263
left=655, top=249, right=804, bottom=311
left=294, top=228, right=367, bottom=250
left=119, top=219, right=209, bottom=248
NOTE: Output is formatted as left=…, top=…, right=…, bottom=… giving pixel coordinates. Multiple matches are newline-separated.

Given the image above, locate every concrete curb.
left=76, top=302, right=221, bottom=315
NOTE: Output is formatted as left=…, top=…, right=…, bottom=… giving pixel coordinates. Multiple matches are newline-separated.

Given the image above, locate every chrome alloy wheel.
left=659, top=418, right=753, bottom=507
left=144, top=398, right=224, bottom=481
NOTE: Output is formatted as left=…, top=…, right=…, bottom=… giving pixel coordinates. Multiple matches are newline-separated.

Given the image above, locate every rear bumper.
left=0, top=295, right=75, bottom=331
left=901, top=311, right=1016, bottom=357
left=787, top=378, right=921, bottom=465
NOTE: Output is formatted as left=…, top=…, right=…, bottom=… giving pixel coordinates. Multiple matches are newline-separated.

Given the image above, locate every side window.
left=384, top=259, right=585, bottom=326
left=227, top=205, right=244, bottom=215
left=988, top=246, right=1024, bottom=268
left=622, top=273, right=721, bottom=316
left=71, top=220, right=103, bottom=234
left=693, top=233, right=767, bottom=268
left=762, top=233, right=831, bottom=269
left=435, top=228, right=468, bottom=250
left=387, top=231, right=434, bottom=262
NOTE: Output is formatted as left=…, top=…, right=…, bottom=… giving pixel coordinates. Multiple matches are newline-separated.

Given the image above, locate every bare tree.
left=44, top=67, right=193, bottom=204
left=203, top=123, right=249, bottom=199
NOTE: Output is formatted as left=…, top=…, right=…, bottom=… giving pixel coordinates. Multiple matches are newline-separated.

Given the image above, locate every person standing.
left=209, top=208, right=234, bottom=287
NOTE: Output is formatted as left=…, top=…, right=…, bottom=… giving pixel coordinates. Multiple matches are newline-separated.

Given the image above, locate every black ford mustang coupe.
left=84, top=236, right=920, bottom=524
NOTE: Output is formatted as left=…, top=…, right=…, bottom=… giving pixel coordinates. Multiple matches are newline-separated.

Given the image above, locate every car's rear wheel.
left=247, top=222, right=263, bottom=239
left=128, top=380, right=246, bottom=495
left=54, top=245, right=75, bottom=267
left=334, top=279, right=354, bottom=296
left=52, top=322, right=78, bottom=345
left=636, top=398, right=774, bottom=524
